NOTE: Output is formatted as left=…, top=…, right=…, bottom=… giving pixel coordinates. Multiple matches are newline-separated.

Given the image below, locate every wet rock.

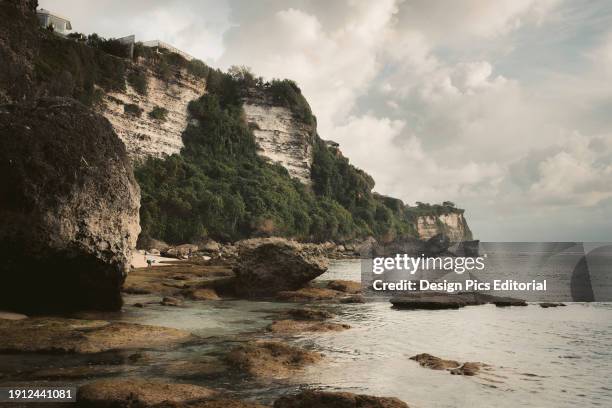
left=273, top=390, right=409, bottom=408
left=411, top=353, right=488, bottom=377
left=0, top=98, right=141, bottom=312
left=285, top=308, right=334, bottom=321
left=179, top=399, right=268, bottom=408
left=77, top=378, right=216, bottom=407
left=183, top=288, right=220, bottom=301
left=276, top=287, right=342, bottom=302
left=160, top=358, right=229, bottom=379
left=267, top=319, right=350, bottom=333
left=161, top=296, right=183, bottom=307
left=233, top=238, right=328, bottom=297
left=450, top=362, right=483, bottom=376
left=339, top=295, right=366, bottom=304
left=390, top=292, right=526, bottom=310
left=326, top=280, right=362, bottom=294
left=410, top=353, right=460, bottom=370
left=493, top=297, right=528, bottom=307
left=539, top=302, right=566, bottom=308
left=225, top=341, right=321, bottom=378
left=0, top=317, right=193, bottom=353
left=25, top=364, right=138, bottom=381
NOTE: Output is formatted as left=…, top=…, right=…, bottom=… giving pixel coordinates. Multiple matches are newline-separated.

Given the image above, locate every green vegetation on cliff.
left=135, top=67, right=463, bottom=244
left=135, top=70, right=359, bottom=243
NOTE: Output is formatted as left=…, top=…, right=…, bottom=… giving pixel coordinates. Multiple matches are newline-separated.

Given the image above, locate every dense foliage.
left=135, top=66, right=463, bottom=244
left=135, top=70, right=360, bottom=243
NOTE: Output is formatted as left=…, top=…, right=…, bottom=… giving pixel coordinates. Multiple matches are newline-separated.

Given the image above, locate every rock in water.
left=233, top=238, right=328, bottom=297
left=0, top=98, right=140, bottom=312
left=273, top=390, right=409, bottom=408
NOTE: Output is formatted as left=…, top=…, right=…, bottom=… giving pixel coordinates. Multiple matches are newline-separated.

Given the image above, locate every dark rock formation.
left=410, top=353, right=460, bottom=370
left=273, top=390, right=409, bottom=408
left=424, top=233, right=451, bottom=255
left=0, top=98, right=140, bottom=312
left=411, top=353, right=486, bottom=376
left=539, top=302, right=566, bottom=308
left=233, top=238, right=328, bottom=297
left=390, top=292, right=526, bottom=310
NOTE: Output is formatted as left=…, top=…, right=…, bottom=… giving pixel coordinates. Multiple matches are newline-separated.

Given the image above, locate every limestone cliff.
left=242, top=89, right=315, bottom=184
left=98, top=67, right=205, bottom=161
left=416, top=212, right=473, bottom=242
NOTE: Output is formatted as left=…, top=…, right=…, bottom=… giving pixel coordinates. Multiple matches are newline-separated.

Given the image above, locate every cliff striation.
left=242, top=89, right=315, bottom=184
left=98, top=66, right=205, bottom=161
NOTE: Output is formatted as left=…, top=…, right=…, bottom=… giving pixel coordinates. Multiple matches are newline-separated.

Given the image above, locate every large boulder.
left=233, top=238, right=328, bottom=297
left=0, top=98, right=140, bottom=312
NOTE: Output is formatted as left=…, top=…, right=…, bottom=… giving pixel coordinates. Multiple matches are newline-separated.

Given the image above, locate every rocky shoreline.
left=0, top=237, right=541, bottom=407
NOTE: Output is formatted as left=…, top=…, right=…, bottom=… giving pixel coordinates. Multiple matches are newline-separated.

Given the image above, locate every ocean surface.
left=2, top=244, right=611, bottom=407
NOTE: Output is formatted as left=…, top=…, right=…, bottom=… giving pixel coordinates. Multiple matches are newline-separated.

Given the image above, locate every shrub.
left=124, top=103, right=142, bottom=116
left=148, top=106, right=168, bottom=121
left=127, top=70, right=147, bottom=95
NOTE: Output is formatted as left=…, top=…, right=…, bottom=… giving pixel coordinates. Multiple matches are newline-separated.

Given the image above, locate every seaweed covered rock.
left=0, top=98, right=140, bottom=312
left=273, top=390, right=409, bottom=408
left=233, top=238, right=328, bottom=297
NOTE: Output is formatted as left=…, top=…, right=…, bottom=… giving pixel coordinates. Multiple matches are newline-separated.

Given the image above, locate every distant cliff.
left=416, top=212, right=472, bottom=242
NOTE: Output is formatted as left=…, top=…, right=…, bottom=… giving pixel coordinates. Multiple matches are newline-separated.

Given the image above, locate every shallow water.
left=2, top=258, right=611, bottom=407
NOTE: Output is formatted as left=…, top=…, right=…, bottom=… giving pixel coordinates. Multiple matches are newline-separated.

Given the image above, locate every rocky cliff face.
left=98, top=67, right=205, bottom=161
left=416, top=212, right=473, bottom=242
left=242, top=90, right=315, bottom=184
left=0, top=98, right=141, bottom=312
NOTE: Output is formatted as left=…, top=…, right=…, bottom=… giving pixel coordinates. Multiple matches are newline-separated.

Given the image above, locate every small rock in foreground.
left=410, top=353, right=488, bottom=377
left=225, top=341, right=321, bottom=378
left=410, top=353, right=460, bottom=370
left=539, top=302, right=566, bottom=308
left=273, top=390, right=409, bottom=408
left=267, top=319, right=350, bottom=333
left=77, top=378, right=216, bottom=407
left=0, top=317, right=193, bottom=354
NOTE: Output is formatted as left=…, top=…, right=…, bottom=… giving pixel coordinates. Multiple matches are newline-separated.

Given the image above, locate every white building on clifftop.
left=36, top=8, right=72, bottom=34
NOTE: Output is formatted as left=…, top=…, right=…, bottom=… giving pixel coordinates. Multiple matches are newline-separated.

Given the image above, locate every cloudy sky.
left=41, top=0, right=612, bottom=241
